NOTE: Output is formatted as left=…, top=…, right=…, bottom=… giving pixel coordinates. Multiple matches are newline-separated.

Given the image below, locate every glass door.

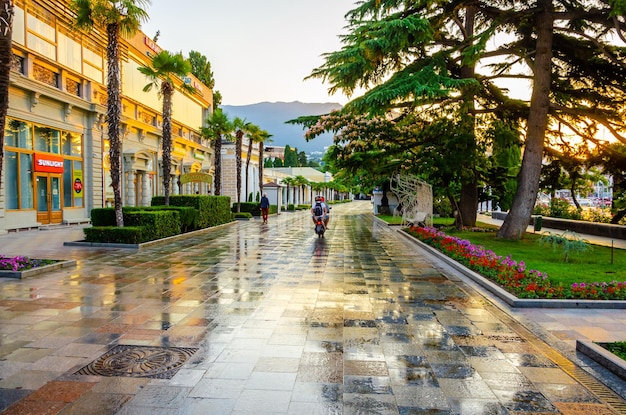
left=36, top=174, right=63, bottom=224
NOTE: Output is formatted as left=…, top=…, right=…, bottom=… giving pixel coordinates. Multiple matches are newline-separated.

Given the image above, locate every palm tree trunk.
left=162, top=83, right=173, bottom=206
left=245, top=137, right=253, bottom=201
left=214, top=136, right=222, bottom=195
left=236, top=131, right=242, bottom=212
left=259, top=142, right=264, bottom=196
left=0, top=0, right=13, bottom=192
left=106, top=23, right=124, bottom=227
left=498, top=0, right=553, bottom=240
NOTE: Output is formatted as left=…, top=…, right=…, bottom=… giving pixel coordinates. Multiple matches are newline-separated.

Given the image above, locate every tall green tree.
left=138, top=50, right=194, bottom=206
left=0, top=0, right=13, bottom=192
left=308, top=0, right=626, bottom=239
left=71, top=0, right=150, bottom=227
left=201, top=108, right=232, bottom=195
left=188, top=50, right=221, bottom=108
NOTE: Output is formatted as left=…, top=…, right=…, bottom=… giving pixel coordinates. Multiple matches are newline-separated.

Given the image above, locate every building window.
left=10, top=55, right=24, bottom=74
left=5, top=118, right=84, bottom=212
left=62, top=131, right=81, bottom=156
left=66, top=78, right=81, bottom=97
left=34, top=126, right=60, bottom=153
left=32, top=63, right=58, bottom=88
left=63, top=159, right=83, bottom=208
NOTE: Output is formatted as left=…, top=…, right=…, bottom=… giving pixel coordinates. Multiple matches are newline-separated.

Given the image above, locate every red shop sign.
left=33, top=153, right=64, bottom=173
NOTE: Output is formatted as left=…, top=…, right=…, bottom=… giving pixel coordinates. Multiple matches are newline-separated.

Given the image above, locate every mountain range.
left=221, top=101, right=342, bottom=155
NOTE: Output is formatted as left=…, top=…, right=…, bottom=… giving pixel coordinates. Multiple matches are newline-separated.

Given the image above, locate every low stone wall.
left=490, top=212, right=626, bottom=239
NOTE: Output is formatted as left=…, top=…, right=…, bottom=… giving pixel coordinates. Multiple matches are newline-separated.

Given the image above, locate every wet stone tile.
left=536, top=382, right=601, bottom=403
left=459, top=345, right=507, bottom=359
left=494, top=389, right=558, bottom=412
left=553, top=402, right=618, bottom=414
left=388, top=367, right=439, bottom=387
left=430, top=363, right=478, bottom=379
left=447, top=398, right=508, bottom=415
left=344, top=360, right=389, bottom=377
left=505, top=353, right=557, bottom=368
left=344, top=376, right=392, bottom=394
left=343, top=393, right=398, bottom=415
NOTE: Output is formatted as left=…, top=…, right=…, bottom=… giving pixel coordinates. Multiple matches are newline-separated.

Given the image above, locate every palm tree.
left=232, top=117, right=250, bottom=212
left=0, top=0, right=14, bottom=192
left=138, top=50, right=194, bottom=206
left=201, top=108, right=232, bottom=195
left=71, top=0, right=150, bottom=227
left=243, top=123, right=260, bottom=201
left=257, top=129, right=272, bottom=196
left=294, top=175, right=309, bottom=205
left=282, top=177, right=294, bottom=207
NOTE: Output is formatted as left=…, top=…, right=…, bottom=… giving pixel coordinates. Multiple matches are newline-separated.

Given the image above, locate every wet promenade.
left=0, top=201, right=625, bottom=414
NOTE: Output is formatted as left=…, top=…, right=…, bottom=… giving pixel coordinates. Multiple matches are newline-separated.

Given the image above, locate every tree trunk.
left=497, top=0, right=553, bottom=240
left=245, top=137, right=253, bottom=201
left=459, top=183, right=478, bottom=227
left=259, top=142, right=264, bottom=195
left=457, top=5, right=478, bottom=229
left=107, top=23, right=124, bottom=227
left=0, top=0, right=13, bottom=192
left=162, top=83, right=173, bottom=206
left=236, top=131, right=243, bottom=212
left=214, top=135, right=222, bottom=195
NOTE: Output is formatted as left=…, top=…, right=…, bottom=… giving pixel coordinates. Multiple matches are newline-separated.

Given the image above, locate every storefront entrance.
left=36, top=173, right=62, bottom=224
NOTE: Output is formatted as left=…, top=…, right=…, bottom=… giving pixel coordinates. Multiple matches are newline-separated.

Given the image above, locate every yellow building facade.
left=1, top=0, right=214, bottom=234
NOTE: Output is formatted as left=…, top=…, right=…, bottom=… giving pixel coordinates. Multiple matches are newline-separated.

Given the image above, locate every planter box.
left=0, top=260, right=77, bottom=279
left=577, top=340, right=626, bottom=380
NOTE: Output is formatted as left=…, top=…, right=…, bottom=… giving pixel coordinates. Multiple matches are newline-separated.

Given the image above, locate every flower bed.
left=0, top=255, right=58, bottom=271
left=0, top=255, right=74, bottom=279
left=406, top=226, right=626, bottom=300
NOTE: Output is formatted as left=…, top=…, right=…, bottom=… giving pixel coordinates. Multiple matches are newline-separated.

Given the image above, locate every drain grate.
left=75, top=345, right=198, bottom=379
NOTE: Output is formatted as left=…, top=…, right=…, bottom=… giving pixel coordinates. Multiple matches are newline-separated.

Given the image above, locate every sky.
left=141, top=1, right=357, bottom=106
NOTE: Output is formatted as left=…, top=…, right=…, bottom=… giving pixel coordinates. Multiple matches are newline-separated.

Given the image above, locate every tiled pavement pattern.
left=0, top=201, right=625, bottom=414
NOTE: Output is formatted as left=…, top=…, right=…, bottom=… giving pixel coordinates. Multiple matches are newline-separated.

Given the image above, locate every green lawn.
left=432, top=225, right=626, bottom=286
left=376, top=214, right=626, bottom=286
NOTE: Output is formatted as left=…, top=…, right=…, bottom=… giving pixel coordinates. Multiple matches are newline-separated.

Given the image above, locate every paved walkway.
left=0, top=202, right=624, bottom=414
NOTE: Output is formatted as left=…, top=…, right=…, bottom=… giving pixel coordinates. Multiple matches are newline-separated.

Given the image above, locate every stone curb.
left=577, top=340, right=626, bottom=380
left=0, top=260, right=77, bottom=279
left=396, top=228, right=626, bottom=309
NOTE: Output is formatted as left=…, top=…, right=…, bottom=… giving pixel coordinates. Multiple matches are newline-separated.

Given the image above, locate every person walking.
left=260, top=193, right=270, bottom=224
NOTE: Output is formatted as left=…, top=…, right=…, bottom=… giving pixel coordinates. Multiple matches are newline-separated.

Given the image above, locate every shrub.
left=538, top=230, right=591, bottom=262
left=84, top=226, right=146, bottom=244
left=233, top=202, right=261, bottom=216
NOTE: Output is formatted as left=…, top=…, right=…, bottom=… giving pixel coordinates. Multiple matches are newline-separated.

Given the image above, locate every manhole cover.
left=75, top=345, right=198, bottom=379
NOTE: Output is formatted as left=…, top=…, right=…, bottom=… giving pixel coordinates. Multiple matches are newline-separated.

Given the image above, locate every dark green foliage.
left=234, top=202, right=261, bottom=216
left=90, top=208, right=117, bottom=226
left=84, top=226, right=146, bottom=244
left=152, top=195, right=233, bottom=228
left=141, top=206, right=198, bottom=232
left=90, top=205, right=198, bottom=232
left=125, top=211, right=180, bottom=241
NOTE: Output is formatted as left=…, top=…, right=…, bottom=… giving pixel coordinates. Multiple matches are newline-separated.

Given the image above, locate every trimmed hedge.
left=152, top=195, right=233, bottom=228
left=84, top=226, right=145, bottom=244
left=90, top=205, right=197, bottom=232
left=131, top=205, right=198, bottom=232
left=125, top=210, right=181, bottom=240
left=233, top=202, right=261, bottom=216
left=86, top=195, right=233, bottom=244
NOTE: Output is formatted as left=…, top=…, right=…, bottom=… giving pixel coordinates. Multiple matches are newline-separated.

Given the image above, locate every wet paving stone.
left=0, top=202, right=624, bottom=414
